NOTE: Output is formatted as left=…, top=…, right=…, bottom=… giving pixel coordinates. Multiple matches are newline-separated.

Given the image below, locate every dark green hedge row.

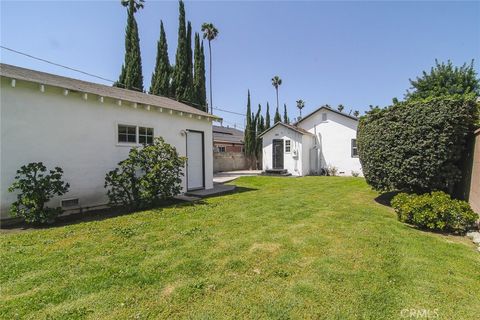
left=357, top=95, right=478, bottom=193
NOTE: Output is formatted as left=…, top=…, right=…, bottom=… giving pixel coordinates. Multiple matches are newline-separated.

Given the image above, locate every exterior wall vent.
left=61, top=198, right=79, bottom=208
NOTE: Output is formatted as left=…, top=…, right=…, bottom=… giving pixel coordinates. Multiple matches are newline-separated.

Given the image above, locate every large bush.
left=391, top=191, right=478, bottom=233
left=357, top=95, right=478, bottom=193
left=8, top=162, right=70, bottom=224
left=104, top=137, right=186, bottom=209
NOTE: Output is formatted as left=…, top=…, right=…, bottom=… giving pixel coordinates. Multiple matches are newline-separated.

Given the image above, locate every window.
left=118, top=125, right=137, bottom=143
left=219, top=146, right=226, bottom=153
left=322, top=113, right=328, bottom=121
left=139, top=127, right=154, bottom=145
left=285, top=140, right=291, bottom=153
left=351, top=139, right=358, bottom=157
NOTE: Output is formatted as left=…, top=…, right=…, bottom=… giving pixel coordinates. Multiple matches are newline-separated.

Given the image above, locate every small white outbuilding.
left=0, top=64, right=219, bottom=220
left=259, top=106, right=362, bottom=176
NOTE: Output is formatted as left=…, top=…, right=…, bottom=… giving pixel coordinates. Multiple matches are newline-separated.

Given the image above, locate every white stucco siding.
left=298, top=110, right=362, bottom=176
left=0, top=78, right=213, bottom=218
left=261, top=125, right=306, bottom=176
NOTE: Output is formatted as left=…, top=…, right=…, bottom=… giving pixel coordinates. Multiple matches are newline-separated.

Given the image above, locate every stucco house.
left=259, top=106, right=361, bottom=176
left=0, top=63, right=218, bottom=220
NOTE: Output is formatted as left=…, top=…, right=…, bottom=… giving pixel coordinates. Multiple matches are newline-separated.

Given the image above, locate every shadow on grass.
left=1, top=186, right=258, bottom=232
left=374, top=191, right=401, bottom=207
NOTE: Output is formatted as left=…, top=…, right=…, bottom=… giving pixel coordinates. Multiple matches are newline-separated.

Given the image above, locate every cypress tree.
left=172, top=0, right=190, bottom=101
left=149, top=20, right=171, bottom=96
left=193, top=33, right=207, bottom=111
left=244, top=91, right=254, bottom=163
left=265, top=102, right=271, bottom=129
left=274, top=106, right=282, bottom=124
left=185, top=21, right=194, bottom=101
left=255, top=104, right=264, bottom=164
left=116, top=0, right=144, bottom=92
left=283, top=103, right=289, bottom=124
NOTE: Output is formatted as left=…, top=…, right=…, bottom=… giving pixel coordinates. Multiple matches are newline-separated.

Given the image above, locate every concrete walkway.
left=185, top=183, right=236, bottom=198
left=213, top=170, right=261, bottom=184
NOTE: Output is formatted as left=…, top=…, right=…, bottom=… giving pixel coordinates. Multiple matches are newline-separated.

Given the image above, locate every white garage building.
left=0, top=64, right=218, bottom=220
left=259, top=106, right=362, bottom=176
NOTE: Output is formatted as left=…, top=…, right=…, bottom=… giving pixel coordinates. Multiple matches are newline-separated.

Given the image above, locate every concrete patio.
left=213, top=170, right=261, bottom=184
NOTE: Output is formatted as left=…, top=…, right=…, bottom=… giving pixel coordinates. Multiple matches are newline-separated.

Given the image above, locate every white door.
left=186, top=130, right=204, bottom=190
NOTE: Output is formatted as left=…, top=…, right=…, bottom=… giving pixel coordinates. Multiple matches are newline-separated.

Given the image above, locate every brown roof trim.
left=0, top=63, right=220, bottom=120
left=294, top=105, right=358, bottom=125
left=258, top=121, right=313, bottom=138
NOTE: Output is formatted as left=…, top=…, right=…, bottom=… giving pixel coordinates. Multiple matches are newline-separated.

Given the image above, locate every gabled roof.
left=258, top=121, right=313, bottom=138
left=213, top=125, right=244, bottom=144
left=294, top=105, right=358, bottom=125
left=0, top=63, right=219, bottom=120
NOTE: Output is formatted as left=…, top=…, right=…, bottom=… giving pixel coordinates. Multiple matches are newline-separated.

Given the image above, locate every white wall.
left=298, top=109, right=362, bottom=176
left=261, top=125, right=306, bottom=176
left=0, top=78, right=213, bottom=219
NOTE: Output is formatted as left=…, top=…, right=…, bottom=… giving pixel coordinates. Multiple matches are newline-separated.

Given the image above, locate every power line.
left=1, top=46, right=116, bottom=83
left=1, top=45, right=248, bottom=118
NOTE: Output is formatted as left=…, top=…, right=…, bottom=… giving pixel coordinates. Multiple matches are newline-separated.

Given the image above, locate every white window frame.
left=285, top=139, right=291, bottom=153
left=351, top=139, right=359, bottom=158
left=218, top=146, right=226, bottom=153
left=116, top=122, right=154, bottom=147
left=138, top=126, right=154, bottom=145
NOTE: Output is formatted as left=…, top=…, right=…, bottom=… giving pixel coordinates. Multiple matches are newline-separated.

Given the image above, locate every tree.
left=193, top=33, right=207, bottom=111
left=271, top=76, right=282, bottom=111
left=244, top=91, right=255, bottom=166
left=357, top=95, right=478, bottom=194
left=274, top=106, right=282, bottom=124
left=172, top=0, right=191, bottom=102
left=254, top=104, right=264, bottom=168
left=406, top=59, right=480, bottom=101
left=115, top=0, right=145, bottom=91
left=8, top=163, right=70, bottom=224
left=265, top=102, right=271, bottom=129
left=337, top=104, right=344, bottom=112
left=186, top=21, right=194, bottom=100
left=353, top=110, right=360, bottom=117
left=201, top=23, right=219, bottom=113
left=283, top=104, right=289, bottom=124
left=150, top=20, right=171, bottom=96
left=296, top=99, right=305, bottom=119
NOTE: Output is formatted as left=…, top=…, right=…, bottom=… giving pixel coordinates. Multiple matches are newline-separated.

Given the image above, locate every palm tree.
left=201, top=23, right=219, bottom=114
left=296, top=99, right=305, bottom=118
left=271, top=76, right=282, bottom=111
left=353, top=110, right=360, bottom=117
left=337, top=104, right=344, bottom=112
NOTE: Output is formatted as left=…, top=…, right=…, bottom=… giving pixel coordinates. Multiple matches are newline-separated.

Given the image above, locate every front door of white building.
left=186, top=130, right=205, bottom=191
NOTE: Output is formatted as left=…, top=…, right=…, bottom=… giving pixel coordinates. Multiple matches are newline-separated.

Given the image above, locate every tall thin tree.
left=150, top=20, right=171, bottom=96
left=274, top=106, right=282, bottom=124
left=201, top=23, right=219, bottom=114
left=283, top=104, right=289, bottom=124
left=265, top=102, right=271, bottom=129
left=271, top=76, right=282, bottom=111
left=173, top=0, right=190, bottom=101
left=116, top=0, right=145, bottom=91
left=193, top=33, right=207, bottom=111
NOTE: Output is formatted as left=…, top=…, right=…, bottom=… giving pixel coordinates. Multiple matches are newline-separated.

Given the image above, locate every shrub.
left=351, top=171, right=360, bottom=177
left=104, top=137, right=186, bottom=209
left=325, top=165, right=338, bottom=176
left=391, top=191, right=478, bottom=233
left=8, top=162, right=70, bottom=224
left=357, top=95, right=478, bottom=194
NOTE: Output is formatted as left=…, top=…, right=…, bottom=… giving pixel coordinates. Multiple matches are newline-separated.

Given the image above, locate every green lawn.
left=1, top=176, right=479, bottom=319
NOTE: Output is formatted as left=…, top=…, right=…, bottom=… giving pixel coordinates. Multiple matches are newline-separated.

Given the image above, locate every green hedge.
left=391, top=191, right=478, bottom=233
left=357, top=95, right=478, bottom=193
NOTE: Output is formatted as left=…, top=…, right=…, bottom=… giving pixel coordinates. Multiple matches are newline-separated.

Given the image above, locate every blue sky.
left=1, top=1, right=479, bottom=129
